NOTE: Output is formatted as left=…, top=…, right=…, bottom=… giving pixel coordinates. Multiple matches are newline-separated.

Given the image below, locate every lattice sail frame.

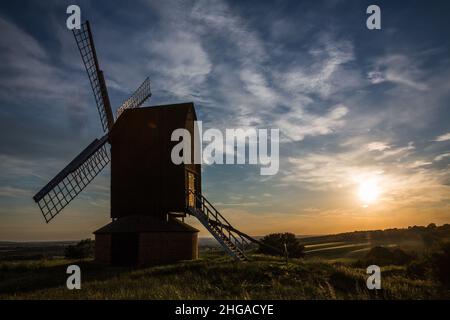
left=116, top=77, right=152, bottom=118
left=73, top=21, right=114, bottom=132
left=33, top=20, right=153, bottom=223
left=33, top=136, right=110, bottom=223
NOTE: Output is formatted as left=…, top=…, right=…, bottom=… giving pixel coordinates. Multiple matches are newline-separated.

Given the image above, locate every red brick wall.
left=95, top=234, right=111, bottom=264
left=139, top=232, right=198, bottom=265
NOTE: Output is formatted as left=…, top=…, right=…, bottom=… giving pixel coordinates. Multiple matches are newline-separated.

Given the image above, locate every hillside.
left=300, top=223, right=450, bottom=244
left=299, top=223, right=450, bottom=260
left=1, top=223, right=450, bottom=299
left=1, top=250, right=449, bottom=300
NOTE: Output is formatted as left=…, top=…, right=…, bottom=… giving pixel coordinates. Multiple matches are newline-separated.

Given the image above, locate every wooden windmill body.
left=96, top=103, right=201, bottom=265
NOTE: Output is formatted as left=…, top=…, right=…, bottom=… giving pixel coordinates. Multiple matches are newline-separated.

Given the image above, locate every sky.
left=0, top=0, right=449, bottom=240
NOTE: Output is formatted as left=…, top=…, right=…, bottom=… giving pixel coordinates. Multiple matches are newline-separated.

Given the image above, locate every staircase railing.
left=187, top=189, right=250, bottom=260
left=186, top=189, right=284, bottom=260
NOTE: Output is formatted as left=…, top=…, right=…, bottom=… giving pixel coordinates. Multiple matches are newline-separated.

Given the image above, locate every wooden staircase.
left=186, top=190, right=251, bottom=261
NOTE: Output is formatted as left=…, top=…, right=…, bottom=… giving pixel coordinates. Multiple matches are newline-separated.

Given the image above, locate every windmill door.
left=187, top=171, right=197, bottom=208
left=111, top=233, right=139, bottom=266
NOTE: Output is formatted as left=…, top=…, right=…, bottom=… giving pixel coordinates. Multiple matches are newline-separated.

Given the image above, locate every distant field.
left=297, top=227, right=439, bottom=261
left=0, top=238, right=414, bottom=264
left=0, top=241, right=77, bottom=261
left=302, top=240, right=402, bottom=260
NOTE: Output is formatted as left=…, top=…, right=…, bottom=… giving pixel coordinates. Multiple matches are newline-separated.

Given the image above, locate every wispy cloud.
left=367, top=142, right=391, bottom=152
left=277, top=104, right=348, bottom=141
left=0, top=17, right=88, bottom=110
left=434, top=132, right=450, bottom=142
left=434, top=153, right=450, bottom=162
left=0, top=186, right=32, bottom=198
left=279, top=36, right=355, bottom=98
left=367, top=54, right=429, bottom=91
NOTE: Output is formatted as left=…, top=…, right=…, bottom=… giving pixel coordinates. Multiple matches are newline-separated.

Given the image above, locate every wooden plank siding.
left=109, top=103, right=201, bottom=219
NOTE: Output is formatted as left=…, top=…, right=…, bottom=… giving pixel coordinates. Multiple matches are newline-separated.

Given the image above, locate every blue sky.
left=0, top=0, right=449, bottom=240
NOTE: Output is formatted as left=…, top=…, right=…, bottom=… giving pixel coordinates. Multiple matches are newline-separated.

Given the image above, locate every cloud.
left=277, top=104, right=348, bottom=141
left=0, top=186, right=32, bottom=198
left=367, top=142, right=391, bottom=152
left=278, top=36, right=355, bottom=98
left=0, top=16, right=46, bottom=60
left=284, top=145, right=450, bottom=207
left=434, top=153, right=450, bottom=162
left=374, top=142, right=415, bottom=161
left=191, top=0, right=266, bottom=62
left=367, top=54, right=428, bottom=91
left=434, top=132, right=450, bottom=142
left=0, top=15, right=97, bottom=159
left=0, top=17, right=83, bottom=105
left=145, top=30, right=212, bottom=98
left=239, top=69, right=278, bottom=105
left=407, top=160, right=433, bottom=168
left=138, top=0, right=359, bottom=150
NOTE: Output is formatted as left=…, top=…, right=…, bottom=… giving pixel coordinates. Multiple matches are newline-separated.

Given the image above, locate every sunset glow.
left=358, top=180, right=380, bottom=207
left=0, top=1, right=450, bottom=241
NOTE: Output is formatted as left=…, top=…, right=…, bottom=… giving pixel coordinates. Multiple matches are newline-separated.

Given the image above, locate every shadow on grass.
left=0, top=259, right=137, bottom=295
left=0, top=252, right=237, bottom=297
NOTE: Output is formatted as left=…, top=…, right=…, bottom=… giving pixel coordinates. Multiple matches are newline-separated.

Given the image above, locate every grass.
left=1, top=251, right=449, bottom=300
left=3, top=225, right=450, bottom=299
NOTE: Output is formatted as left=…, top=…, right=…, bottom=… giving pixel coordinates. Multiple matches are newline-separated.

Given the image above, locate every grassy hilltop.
left=1, top=224, right=450, bottom=299
left=0, top=252, right=448, bottom=299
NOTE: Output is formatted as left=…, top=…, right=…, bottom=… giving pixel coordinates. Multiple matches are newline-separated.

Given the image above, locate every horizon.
left=1, top=0, right=450, bottom=241
left=0, top=221, right=446, bottom=243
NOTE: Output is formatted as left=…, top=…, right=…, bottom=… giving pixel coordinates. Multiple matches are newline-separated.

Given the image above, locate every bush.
left=258, top=233, right=305, bottom=258
left=64, top=239, right=94, bottom=259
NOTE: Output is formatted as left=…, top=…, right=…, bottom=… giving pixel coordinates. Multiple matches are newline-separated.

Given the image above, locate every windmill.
left=33, top=20, right=269, bottom=266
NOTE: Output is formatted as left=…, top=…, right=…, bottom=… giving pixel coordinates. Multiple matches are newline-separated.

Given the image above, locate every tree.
left=64, top=239, right=94, bottom=259
left=258, top=233, right=305, bottom=258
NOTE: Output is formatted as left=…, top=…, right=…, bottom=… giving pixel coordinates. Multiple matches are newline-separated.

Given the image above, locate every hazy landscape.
left=1, top=223, right=449, bottom=299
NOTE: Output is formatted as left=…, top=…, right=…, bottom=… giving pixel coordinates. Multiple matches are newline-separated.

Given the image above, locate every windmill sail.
left=33, top=135, right=110, bottom=223
left=73, top=21, right=114, bottom=132
left=116, top=77, right=152, bottom=118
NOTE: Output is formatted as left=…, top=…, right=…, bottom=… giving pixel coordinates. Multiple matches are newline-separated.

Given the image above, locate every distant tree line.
left=301, top=223, right=450, bottom=247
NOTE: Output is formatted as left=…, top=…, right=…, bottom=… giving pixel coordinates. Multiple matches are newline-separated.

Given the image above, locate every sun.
left=358, top=180, right=380, bottom=207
